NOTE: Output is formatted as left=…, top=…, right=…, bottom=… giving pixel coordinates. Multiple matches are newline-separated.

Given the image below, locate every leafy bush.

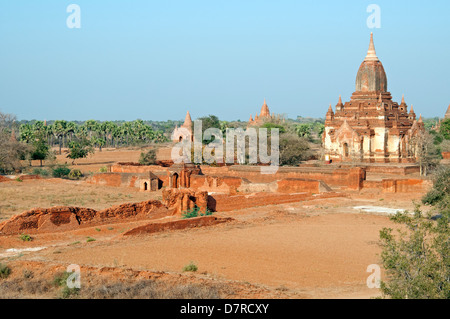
left=279, top=134, right=311, bottom=166
left=182, top=262, right=198, bottom=272
left=261, top=122, right=286, bottom=134
left=86, top=237, right=96, bottom=242
left=53, top=272, right=71, bottom=287
left=19, top=234, right=33, bottom=242
left=422, top=166, right=450, bottom=210
left=99, top=166, right=108, bottom=173
left=0, top=263, right=11, bottom=279
left=32, top=167, right=50, bottom=177
left=53, top=271, right=80, bottom=298
left=67, top=139, right=94, bottom=164
left=61, top=285, right=80, bottom=298
left=439, top=119, right=450, bottom=140
left=379, top=166, right=450, bottom=299
left=68, top=169, right=83, bottom=180
left=379, top=208, right=449, bottom=299
left=52, top=165, right=71, bottom=178
left=440, top=140, right=450, bottom=153
left=182, top=206, right=213, bottom=219
left=139, top=149, right=157, bottom=165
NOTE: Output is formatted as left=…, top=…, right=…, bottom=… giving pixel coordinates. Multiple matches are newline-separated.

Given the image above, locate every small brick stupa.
left=172, top=111, right=193, bottom=142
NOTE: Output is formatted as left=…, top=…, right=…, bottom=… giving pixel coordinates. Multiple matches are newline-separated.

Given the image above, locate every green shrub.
left=379, top=207, right=450, bottom=299
left=139, top=149, right=157, bottom=165
left=279, top=134, right=311, bottom=166
left=99, top=166, right=108, bottom=173
left=53, top=271, right=71, bottom=287
left=32, top=167, right=50, bottom=177
left=182, top=206, right=201, bottom=219
left=15, top=177, right=23, bottom=182
left=19, top=234, right=33, bottom=242
left=53, top=271, right=80, bottom=298
left=52, top=165, right=71, bottom=178
left=181, top=206, right=212, bottom=219
left=422, top=166, right=450, bottom=210
left=61, top=285, right=80, bottom=299
left=201, top=210, right=213, bottom=217
left=0, top=263, right=11, bottom=279
left=67, top=139, right=94, bottom=165
left=86, top=237, right=96, bottom=243
left=182, top=262, right=198, bottom=272
left=68, top=169, right=83, bottom=180
left=379, top=167, right=450, bottom=299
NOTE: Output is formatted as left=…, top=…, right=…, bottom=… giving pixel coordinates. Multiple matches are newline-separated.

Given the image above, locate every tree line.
left=0, top=113, right=172, bottom=173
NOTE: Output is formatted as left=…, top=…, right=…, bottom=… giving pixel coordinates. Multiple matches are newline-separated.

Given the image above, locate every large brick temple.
left=323, top=33, right=424, bottom=163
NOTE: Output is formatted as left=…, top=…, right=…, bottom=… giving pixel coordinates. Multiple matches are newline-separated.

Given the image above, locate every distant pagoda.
left=172, top=111, right=193, bottom=142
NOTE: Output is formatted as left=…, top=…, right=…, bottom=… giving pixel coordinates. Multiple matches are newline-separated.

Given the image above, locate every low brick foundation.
left=362, top=178, right=432, bottom=193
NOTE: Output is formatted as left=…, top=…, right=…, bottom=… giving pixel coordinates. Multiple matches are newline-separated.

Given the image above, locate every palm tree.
left=19, top=124, right=34, bottom=143
left=66, top=121, right=78, bottom=145
left=52, top=120, right=68, bottom=154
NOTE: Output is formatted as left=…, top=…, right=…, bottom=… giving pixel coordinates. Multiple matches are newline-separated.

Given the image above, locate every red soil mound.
left=122, top=216, right=234, bottom=236
left=18, top=175, right=42, bottom=181
left=0, top=200, right=169, bottom=236
left=0, top=175, right=12, bottom=182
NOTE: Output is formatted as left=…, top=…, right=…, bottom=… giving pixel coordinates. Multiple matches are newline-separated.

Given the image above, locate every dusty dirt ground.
left=0, top=179, right=162, bottom=222
left=23, top=147, right=145, bottom=175
left=0, top=148, right=430, bottom=299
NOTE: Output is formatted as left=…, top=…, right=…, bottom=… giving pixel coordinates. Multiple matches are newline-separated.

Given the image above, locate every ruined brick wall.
left=0, top=200, right=168, bottom=235
left=362, top=165, right=420, bottom=175
left=110, top=163, right=169, bottom=174
left=86, top=173, right=129, bottom=187
left=363, top=178, right=432, bottom=193
left=276, top=179, right=323, bottom=194
left=200, top=165, right=365, bottom=190
left=190, top=175, right=243, bottom=195
left=87, top=172, right=167, bottom=189
left=382, top=179, right=432, bottom=193
left=162, top=188, right=209, bottom=215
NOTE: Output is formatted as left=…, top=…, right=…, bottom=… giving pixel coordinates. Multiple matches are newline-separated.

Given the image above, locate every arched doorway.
left=343, top=143, right=349, bottom=158
left=172, top=173, right=179, bottom=188
left=144, top=182, right=148, bottom=191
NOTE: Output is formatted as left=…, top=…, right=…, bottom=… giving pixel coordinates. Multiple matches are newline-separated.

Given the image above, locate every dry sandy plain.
left=0, top=148, right=427, bottom=299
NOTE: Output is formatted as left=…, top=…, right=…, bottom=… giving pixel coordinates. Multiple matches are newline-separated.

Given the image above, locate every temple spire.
left=260, top=98, right=270, bottom=117
left=364, top=32, right=379, bottom=62
left=327, top=104, right=333, bottom=113
left=401, top=94, right=405, bottom=105
left=182, top=111, right=192, bottom=128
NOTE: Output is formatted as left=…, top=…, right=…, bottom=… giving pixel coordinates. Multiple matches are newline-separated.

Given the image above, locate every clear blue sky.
left=0, top=0, right=449, bottom=121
